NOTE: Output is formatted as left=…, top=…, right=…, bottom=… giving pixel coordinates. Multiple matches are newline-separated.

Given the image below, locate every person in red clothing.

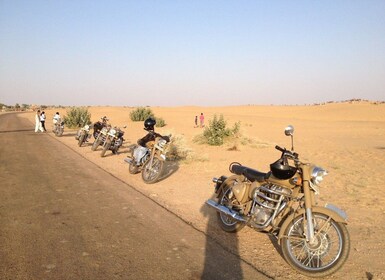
left=199, top=113, right=205, bottom=128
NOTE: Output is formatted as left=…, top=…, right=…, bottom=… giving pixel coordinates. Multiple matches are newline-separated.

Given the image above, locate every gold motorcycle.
left=206, top=125, right=350, bottom=277
left=124, top=132, right=171, bottom=184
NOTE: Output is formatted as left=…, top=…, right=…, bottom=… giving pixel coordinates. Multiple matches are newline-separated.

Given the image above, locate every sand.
left=21, top=101, right=385, bottom=279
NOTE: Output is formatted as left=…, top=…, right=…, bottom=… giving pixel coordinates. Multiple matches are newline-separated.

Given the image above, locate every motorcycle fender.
left=277, top=206, right=347, bottom=245
left=216, top=174, right=244, bottom=198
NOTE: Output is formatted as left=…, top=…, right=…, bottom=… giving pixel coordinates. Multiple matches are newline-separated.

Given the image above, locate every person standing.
left=53, top=112, right=61, bottom=124
left=35, top=110, right=43, bottom=132
left=195, top=116, right=198, bottom=127
left=40, top=111, right=47, bottom=132
left=199, top=113, right=205, bottom=128
left=52, top=112, right=61, bottom=132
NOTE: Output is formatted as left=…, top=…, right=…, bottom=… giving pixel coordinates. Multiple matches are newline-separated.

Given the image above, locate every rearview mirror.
left=285, top=125, right=294, bottom=136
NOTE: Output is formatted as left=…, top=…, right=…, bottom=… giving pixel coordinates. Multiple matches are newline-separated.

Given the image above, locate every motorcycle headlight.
left=158, top=139, right=167, bottom=148
left=85, top=125, right=90, bottom=130
left=109, top=129, right=116, bottom=135
left=311, top=166, right=328, bottom=185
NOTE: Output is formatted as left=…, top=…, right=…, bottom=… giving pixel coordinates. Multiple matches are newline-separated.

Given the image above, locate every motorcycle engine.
left=250, top=183, right=291, bottom=228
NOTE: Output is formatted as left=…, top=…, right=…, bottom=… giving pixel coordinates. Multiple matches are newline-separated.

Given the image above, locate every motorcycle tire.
left=56, top=127, right=63, bottom=137
left=128, top=163, right=139, bottom=174
left=78, top=133, right=86, bottom=147
left=112, top=145, right=119, bottom=154
left=141, top=156, right=164, bottom=184
left=101, top=139, right=111, bottom=157
left=91, top=138, right=101, bottom=151
left=281, top=212, right=350, bottom=278
left=216, top=185, right=246, bottom=233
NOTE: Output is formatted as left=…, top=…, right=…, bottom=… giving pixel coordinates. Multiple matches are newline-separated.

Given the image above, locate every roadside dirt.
left=17, top=103, right=385, bottom=279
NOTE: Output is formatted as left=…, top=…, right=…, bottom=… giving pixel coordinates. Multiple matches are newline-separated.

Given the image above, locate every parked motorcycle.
left=91, top=125, right=110, bottom=151
left=124, top=131, right=171, bottom=184
left=100, top=126, right=126, bottom=157
left=93, top=116, right=109, bottom=140
left=206, top=125, right=350, bottom=277
left=76, top=123, right=92, bottom=147
left=53, top=121, right=64, bottom=137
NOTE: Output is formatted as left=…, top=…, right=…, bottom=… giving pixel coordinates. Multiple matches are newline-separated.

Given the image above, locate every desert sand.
left=22, top=102, right=385, bottom=279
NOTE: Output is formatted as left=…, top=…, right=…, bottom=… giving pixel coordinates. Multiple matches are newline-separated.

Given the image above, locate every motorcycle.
left=91, top=125, right=111, bottom=151
left=100, top=126, right=126, bottom=157
left=92, top=117, right=109, bottom=140
left=76, top=123, right=92, bottom=147
left=124, top=132, right=171, bottom=184
left=206, top=125, right=350, bottom=277
left=53, top=121, right=64, bottom=137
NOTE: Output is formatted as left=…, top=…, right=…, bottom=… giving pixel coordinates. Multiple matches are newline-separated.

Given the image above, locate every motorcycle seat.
left=229, top=162, right=270, bottom=182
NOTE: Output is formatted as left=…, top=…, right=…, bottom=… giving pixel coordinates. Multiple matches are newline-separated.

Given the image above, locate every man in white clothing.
left=35, top=110, right=43, bottom=132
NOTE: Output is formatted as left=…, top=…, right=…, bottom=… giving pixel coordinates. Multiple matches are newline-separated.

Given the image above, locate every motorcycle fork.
left=302, top=168, right=316, bottom=243
left=147, top=149, right=157, bottom=171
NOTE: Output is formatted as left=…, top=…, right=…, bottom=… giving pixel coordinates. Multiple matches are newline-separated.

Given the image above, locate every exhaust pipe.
left=206, top=199, right=247, bottom=223
left=124, top=158, right=133, bottom=164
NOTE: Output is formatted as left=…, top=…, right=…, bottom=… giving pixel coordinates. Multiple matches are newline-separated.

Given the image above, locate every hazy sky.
left=1, top=0, right=384, bottom=106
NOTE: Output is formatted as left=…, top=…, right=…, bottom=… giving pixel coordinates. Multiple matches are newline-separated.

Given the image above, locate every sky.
left=0, top=0, right=384, bottom=107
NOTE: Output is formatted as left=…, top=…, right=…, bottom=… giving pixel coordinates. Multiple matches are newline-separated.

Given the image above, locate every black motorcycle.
left=100, top=126, right=126, bottom=157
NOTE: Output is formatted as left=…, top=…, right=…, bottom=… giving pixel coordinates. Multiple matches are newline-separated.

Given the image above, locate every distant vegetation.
left=129, top=107, right=166, bottom=127
left=63, top=107, right=91, bottom=128
left=129, top=107, right=154, bottom=121
left=195, top=114, right=241, bottom=146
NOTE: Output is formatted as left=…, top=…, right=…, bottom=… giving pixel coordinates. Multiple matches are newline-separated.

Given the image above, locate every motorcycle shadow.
left=157, top=160, right=179, bottom=182
left=268, top=234, right=285, bottom=260
left=60, top=132, right=78, bottom=137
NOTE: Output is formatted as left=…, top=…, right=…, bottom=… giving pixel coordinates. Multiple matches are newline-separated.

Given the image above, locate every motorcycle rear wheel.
left=216, top=186, right=245, bottom=233
left=281, top=212, right=350, bottom=277
left=78, top=133, right=86, bottom=147
left=101, top=139, right=111, bottom=157
left=141, top=156, right=163, bottom=184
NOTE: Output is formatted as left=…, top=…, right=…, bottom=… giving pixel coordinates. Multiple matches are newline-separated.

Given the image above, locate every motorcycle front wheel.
left=56, top=127, right=63, bottom=137
left=78, top=133, right=86, bottom=147
left=91, top=137, right=101, bottom=151
left=101, top=139, right=111, bottom=157
left=281, top=212, right=350, bottom=278
left=129, top=163, right=139, bottom=174
left=141, top=156, right=164, bottom=184
left=216, top=186, right=245, bottom=233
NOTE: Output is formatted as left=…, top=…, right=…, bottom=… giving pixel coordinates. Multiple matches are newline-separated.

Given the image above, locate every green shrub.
left=166, top=134, right=191, bottom=161
left=202, top=115, right=229, bottom=146
left=199, top=115, right=241, bottom=146
left=155, top=117, right=166, bottom=127
left=130, top=107, right=154, bottom=121
left=63, top=107, right=91, bottom=128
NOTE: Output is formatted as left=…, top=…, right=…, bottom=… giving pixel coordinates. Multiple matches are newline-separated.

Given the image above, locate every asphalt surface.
left=0, top=112, right=270, bottom=280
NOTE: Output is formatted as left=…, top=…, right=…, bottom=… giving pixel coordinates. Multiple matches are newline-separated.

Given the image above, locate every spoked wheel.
left=78, top=133, right=86, bottom=147
left=91, top=137, right=101, bottom=151
left=281, top=212, right=350, bottom=277
left=141, top=156, right=164, bottom=184
left=56, top=127, right=63, bottom=137
left=128, top=163, right=139, bottom=174
left=216, top=185, right=245, bottom=233
left=101, top=139, right=111, bottom=157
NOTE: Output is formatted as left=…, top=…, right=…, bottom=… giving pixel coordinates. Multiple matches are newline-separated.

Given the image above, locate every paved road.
left=0, top=113, right=270, bottom=280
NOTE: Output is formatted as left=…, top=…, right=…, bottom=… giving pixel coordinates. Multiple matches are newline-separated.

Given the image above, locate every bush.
left=130, top=107, right=154, bottom=121
left=63, top=107, right=91, bottom=128
left=166, top=134, right=191, bottom=161
left=155, top=117, right=166, bottom=127
left=200, top=115, right=241, bottom=146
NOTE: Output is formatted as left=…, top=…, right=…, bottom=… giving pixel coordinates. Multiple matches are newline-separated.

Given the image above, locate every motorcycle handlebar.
left=275, top=145, right=299, bottom=160
left=275, top=145, right=285, bottom=152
